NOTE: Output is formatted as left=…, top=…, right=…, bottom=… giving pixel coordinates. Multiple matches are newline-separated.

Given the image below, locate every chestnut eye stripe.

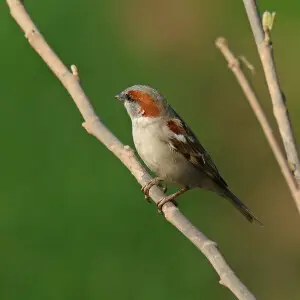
left=126, top=90, right=160, bottom=117
left=126, top=90, right=143, bottom=102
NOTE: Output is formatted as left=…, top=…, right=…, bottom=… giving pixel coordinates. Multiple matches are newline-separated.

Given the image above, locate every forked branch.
left=5, top=0, right=256, bottom=299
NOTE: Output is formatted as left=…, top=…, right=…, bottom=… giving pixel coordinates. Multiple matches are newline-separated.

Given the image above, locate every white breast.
left=132, top=117, right=169, bottom=172
left=132, top=117, right=204, bottom=187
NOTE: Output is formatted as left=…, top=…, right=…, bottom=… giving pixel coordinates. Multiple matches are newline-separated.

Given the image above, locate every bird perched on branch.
left=116, top=85, right=262, bottom=224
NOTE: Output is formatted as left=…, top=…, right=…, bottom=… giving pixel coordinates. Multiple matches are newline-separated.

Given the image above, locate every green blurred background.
left=1, top=0, right=300, bottom=299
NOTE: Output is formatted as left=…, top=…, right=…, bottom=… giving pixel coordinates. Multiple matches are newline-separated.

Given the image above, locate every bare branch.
left=216, top=37, right=300, bottom=213
left=243, top=0, right=300, bottom=185
left=6, top=0, right=256, bottom=299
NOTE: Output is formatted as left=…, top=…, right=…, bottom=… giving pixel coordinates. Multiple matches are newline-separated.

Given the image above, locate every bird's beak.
left=115, top=93, right=124, bottom=102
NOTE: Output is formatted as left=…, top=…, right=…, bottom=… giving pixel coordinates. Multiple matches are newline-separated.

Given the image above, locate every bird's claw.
left=141, top=182, right=151, bottom=202
left=156, top=196, right=177, bottom=213
left=141, top=178, right=165, bottom=203
left=141, top=181, right=155, bottom=203
left=156, top=187, right=187, bottom=213
left=144, top=194, right=151, bottom=203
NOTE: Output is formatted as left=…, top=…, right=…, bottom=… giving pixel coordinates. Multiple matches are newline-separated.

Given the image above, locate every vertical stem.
left=243, top=0, right=300, bottom=184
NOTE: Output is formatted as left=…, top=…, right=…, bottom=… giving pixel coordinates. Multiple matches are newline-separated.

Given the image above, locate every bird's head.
left=116, top=85, right=168, bottom=120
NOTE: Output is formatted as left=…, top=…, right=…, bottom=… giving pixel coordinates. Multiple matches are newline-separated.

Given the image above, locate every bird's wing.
left=166, top=112, right=228, bottom=187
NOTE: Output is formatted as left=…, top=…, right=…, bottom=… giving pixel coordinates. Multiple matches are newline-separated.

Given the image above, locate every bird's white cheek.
left=124, top=101, right=142, bottom=119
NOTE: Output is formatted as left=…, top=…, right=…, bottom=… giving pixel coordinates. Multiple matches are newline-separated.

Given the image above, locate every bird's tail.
left=222, top=188, right=263, bottom=225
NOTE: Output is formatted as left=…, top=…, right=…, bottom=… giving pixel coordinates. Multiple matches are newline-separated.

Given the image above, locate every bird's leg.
left=141, top=177, right=165, bottom=202
left=157, top=187, right=189, bottom=212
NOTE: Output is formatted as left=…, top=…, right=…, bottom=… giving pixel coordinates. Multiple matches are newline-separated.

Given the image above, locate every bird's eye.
left=125, top=93, right=134, bottom=101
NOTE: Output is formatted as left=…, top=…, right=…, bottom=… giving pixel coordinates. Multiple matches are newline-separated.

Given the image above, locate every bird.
left=116, top=85, right=262, bottom=224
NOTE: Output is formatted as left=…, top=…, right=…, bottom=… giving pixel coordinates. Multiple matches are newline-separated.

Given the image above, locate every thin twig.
left=243, top=0, right=300, bottom=185
left=216, top=37, right=300, bottom=213
left=6, top=0, right=256, bottom=299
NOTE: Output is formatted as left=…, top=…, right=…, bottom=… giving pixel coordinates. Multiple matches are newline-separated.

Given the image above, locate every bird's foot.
left=157, top=187, right=189, bottom=213
left=157, top=195, right=178, bottom=212
left=141, top=177, right=164, bottom=202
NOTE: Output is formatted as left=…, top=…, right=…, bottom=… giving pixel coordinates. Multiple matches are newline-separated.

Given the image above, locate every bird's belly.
left=133, top=127, right=204, bottom=187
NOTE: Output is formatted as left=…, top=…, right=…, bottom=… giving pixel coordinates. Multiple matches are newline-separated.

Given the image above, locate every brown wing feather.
left=167, top=113, right=228, bottom=188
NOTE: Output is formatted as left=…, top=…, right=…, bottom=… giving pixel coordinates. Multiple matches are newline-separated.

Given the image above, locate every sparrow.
left=116, top=85, right=261, bottom=224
